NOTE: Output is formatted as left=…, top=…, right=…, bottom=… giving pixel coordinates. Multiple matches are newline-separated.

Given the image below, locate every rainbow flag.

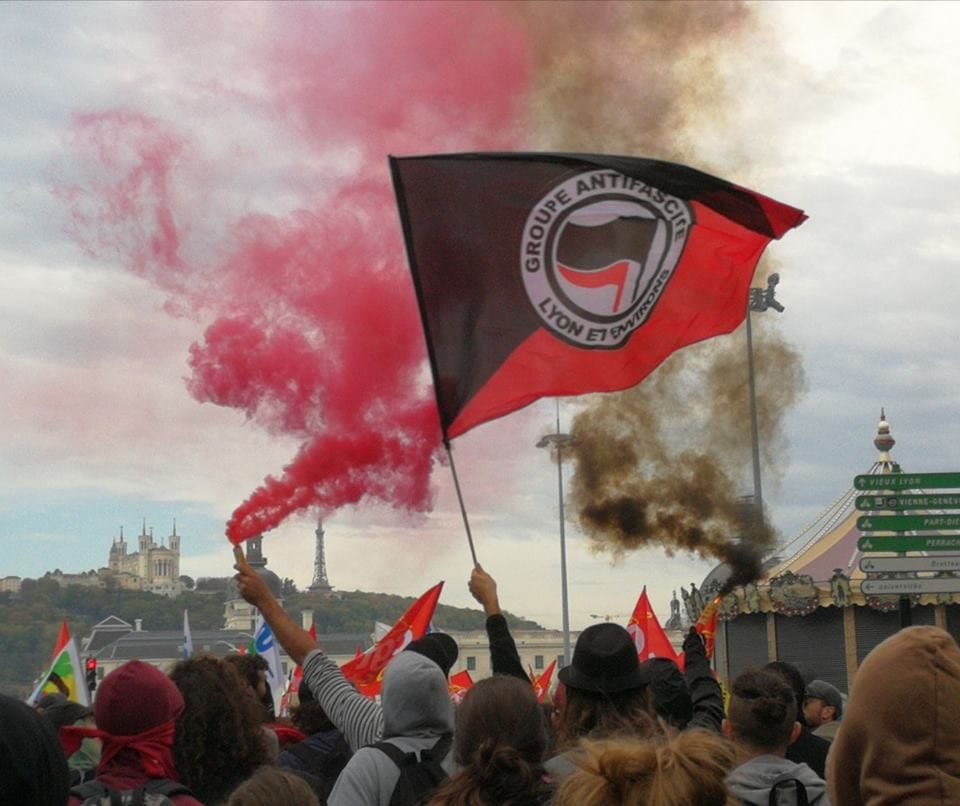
left=28, top=621, right=90, bottom=706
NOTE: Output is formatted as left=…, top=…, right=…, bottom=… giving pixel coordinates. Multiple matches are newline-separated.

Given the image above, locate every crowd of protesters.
left=4, top=557, right=960, bottom=805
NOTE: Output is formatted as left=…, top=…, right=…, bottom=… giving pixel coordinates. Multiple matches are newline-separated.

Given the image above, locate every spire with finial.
left=873, top=408, right=902, bottom=473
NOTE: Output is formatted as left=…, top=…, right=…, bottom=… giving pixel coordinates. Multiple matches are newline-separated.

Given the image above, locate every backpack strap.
left=768, top=778, right=809, bottom=806
left=373, top=739, right=414, bottom=768
left=372, top=733, right=452, bottom=768
left=422, top=733, right=452, bottom=763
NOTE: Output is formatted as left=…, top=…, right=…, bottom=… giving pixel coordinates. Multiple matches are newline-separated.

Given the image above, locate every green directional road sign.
left=860, top=556, right=960, bottom=573
left=854, top=472, right=960, bottom=491
left=855, top=494, right=960, bottom=512
left=859, top=535, right=960, bottom=552
left=861, top=578, right=960, bottom=596
left=858, top=514, right=960, bottom=532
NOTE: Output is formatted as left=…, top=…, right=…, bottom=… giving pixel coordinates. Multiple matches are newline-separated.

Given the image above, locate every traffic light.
left=86, top=657, right=97, bottom=694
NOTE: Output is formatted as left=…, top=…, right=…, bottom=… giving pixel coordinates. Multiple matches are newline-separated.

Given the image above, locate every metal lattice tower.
left=309, top=518, right=332, bottom=593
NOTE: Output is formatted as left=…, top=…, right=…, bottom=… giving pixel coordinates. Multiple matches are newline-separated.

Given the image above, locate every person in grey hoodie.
left=724, top=668, right=830, bottom=806
left=327, top=650, right=455, bottom=805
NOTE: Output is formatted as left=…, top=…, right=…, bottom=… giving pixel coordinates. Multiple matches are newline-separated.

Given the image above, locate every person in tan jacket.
left=828, top=625, right=960, bottom=805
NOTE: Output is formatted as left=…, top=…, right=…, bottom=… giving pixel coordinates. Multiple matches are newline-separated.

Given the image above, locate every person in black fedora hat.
left=545, top=623, right=660, bottom=780
left=558, top=623, right=650, bottom=694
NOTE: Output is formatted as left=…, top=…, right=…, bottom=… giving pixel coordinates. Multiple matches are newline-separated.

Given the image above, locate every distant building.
left=107, top=521, right=182, bottom=597
left=0, top=576, right=21, bottom=593
left=82, top=611, right=369, bottom=686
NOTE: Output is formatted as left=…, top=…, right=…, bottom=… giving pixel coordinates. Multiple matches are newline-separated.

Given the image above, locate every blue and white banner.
left=254, top=613, right=285, bottom=715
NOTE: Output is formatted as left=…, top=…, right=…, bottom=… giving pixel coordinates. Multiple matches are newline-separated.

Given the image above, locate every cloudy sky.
left=2, top=1, right=958, bottom=630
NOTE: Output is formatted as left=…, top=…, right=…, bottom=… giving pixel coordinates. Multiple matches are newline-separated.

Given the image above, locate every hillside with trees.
left=0, top=577, right=542, bottom=697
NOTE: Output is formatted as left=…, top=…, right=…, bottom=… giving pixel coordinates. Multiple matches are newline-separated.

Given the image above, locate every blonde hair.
left=226, top=766, right=320, bottom=806
left=552, top=729, right=737, bottom=806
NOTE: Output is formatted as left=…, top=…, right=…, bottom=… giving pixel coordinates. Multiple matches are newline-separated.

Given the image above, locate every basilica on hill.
left=15, top=520, right=186, bottom=598
left=106, top=520, right=183, bottom=597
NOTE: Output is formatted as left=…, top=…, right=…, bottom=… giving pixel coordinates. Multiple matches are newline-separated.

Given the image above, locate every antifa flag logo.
left=391, top=152, right=806, bottom=439
left=521, top=170, right=693, bottom=349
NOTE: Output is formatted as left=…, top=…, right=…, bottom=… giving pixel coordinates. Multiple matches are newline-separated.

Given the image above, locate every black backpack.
left=284, top=734, right=352, bottom=803
left=372, top=734, right=453, bottom=806
left=70, top=778, right=194, bottom=806
left=768, top=778, right=809, bottom=806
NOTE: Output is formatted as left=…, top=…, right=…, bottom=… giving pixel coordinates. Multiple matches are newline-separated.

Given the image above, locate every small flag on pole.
left=27, top=621, right=90, bottom=706
left=182, top=610, right=194, bottom=660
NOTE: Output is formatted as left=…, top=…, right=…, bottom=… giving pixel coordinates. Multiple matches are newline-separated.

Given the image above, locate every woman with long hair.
left=428, top=676, right=551, bottom=806
left=546, top=623, right=662, bottom=779
left=169, top=655, right=271, bottom=805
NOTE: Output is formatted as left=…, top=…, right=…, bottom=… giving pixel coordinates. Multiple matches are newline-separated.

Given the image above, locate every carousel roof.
left=710, top=410, right=960, bottom=616
left=765, top=410, right=901, bottom=585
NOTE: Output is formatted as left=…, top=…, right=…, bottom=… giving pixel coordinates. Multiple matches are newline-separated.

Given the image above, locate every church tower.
left=308, top=518, right=333, bottom=594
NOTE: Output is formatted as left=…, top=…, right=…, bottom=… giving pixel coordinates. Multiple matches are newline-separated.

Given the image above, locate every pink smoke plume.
left=56, top=2, right=531, bottom=543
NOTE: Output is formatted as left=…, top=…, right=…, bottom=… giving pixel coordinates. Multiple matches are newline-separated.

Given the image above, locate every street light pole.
left=746, top=273, right=784, bottom=526
left=537, top=404, right=575, bottom=667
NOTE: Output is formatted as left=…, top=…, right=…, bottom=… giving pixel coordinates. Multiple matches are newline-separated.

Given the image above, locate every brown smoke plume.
left=566, top=323, right=805, bottom=591
left=519, top=1, right=805, bottom=588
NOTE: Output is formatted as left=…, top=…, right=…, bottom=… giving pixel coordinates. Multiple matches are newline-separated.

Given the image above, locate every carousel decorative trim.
left=768, top=571, right=820, bottom=616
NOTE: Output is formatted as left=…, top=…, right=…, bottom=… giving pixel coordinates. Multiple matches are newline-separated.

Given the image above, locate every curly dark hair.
left=223, top=654, right=268, bottom=690
left=169, top=655, right=270, bottom=804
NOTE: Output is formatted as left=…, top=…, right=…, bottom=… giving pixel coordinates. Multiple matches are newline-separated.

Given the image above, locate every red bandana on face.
left=61, top=719, right=179, bottom=780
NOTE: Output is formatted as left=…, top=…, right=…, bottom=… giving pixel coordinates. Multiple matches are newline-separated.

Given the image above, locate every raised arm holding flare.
left=234, top=551, right=317, bottom=665
left=234, top=551, right=384, bottom=750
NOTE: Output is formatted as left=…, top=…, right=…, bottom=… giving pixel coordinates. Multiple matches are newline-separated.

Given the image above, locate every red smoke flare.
left=56, top=2, right=531, bottom=544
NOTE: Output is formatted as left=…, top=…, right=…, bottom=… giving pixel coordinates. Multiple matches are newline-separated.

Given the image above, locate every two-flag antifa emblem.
left=391, top=152, right=805, bottom=439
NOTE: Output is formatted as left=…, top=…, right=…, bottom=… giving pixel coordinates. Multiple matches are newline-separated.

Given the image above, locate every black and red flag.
left=390, top=153, right=806, bottom=440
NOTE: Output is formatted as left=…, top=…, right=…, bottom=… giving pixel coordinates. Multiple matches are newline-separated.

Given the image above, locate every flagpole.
left=536, top=399, right=573, bottom=667
left=445, top=440, right=478, bottom=566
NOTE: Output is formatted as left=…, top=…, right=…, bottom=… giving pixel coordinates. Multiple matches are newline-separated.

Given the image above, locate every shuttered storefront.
left=855, top=603, right=936, bottom=665
left=775, top=606, right=847, bottom=691
left=724, top=613, right=769, bottom=679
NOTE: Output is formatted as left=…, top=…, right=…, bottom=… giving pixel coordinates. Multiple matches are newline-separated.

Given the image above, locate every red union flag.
left=391, top=153, right=806, bottom=439
left=339, top=582, right=444, bottom=697
left=532, top=659, right=557, bottom=703
left=627, top=587, right=678, bottom=662
left=448, top=669, right=474, bottom=705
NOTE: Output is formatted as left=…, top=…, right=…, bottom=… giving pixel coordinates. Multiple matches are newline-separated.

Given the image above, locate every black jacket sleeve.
left=682, top=627, right=725, bottom=732
left=486, top=614, right=529, bottom=681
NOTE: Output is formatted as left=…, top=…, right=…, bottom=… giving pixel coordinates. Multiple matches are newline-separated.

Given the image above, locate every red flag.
left=392, top=153, right=805, bottom=439
left=448, top=670, right=474, bottom=705
left=340, top=582, right=444, bottom=697
left=676, top=596, right=721, bottom=671
left=627, top=587, right=678, bottom=662
left=532, top=659, right=557, bottom=703
left=52, top=621, right=70, bottom=659
left=694, top=596, right=720, bottom=659
left=288, top=621, right=318, bottom=698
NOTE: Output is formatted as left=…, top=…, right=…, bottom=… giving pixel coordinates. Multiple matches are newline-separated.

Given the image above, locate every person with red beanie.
left=63, top=660, right=202, bottom=805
